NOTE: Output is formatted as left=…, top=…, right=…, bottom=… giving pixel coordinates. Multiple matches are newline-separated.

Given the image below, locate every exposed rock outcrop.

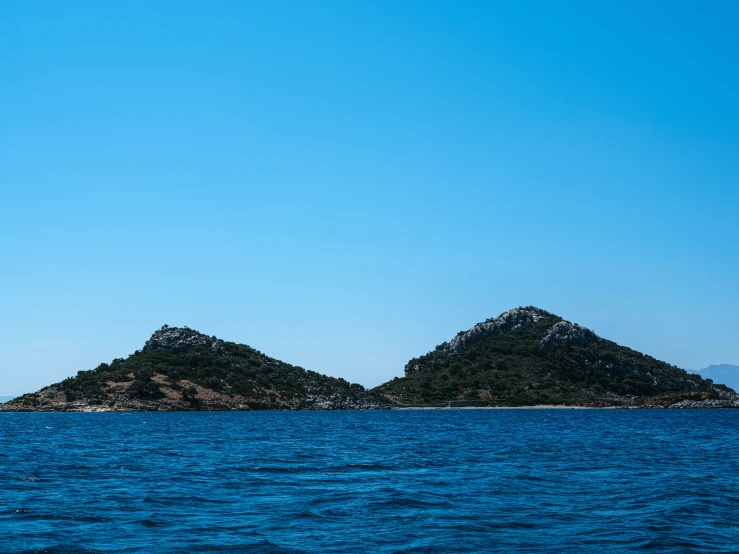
left=669, top=388, right=739, bottom=408
left=540, top=321, right=601, bottom=350
left=445, top=307, right=550, bottom=353
left=144, top=325, right=227, bottom=354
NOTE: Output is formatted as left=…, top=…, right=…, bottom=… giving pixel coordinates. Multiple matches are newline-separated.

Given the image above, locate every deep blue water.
left=1, top=410, right=738, bottom=553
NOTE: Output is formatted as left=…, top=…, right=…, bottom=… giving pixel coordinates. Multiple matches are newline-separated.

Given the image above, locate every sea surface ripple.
left=1, top=410, right=738, bottom=553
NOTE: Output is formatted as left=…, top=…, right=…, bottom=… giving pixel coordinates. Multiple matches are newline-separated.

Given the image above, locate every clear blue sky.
left=1, top=1, right=737, bottom=396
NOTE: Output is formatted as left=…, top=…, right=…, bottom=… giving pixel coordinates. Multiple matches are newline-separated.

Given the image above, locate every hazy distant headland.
left=2, top=307, right=737, bottom=412
left=689, top=365, right=739, bottom=392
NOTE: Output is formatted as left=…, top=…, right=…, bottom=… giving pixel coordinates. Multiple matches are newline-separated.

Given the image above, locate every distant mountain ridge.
left=690, top=365, right=739, bottom=392
left=0, top=396, right=15, bottom=404
left=0, top=326, right=385, bottom=412
left=374, top=307, right=738, bottom=408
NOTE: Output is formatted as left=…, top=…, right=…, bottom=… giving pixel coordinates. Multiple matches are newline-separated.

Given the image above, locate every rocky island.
left=2, top=307, right=737, bottom=411
left=1, top=326, right=385, bottom=411
left=374, top=307, right=739, bottom=409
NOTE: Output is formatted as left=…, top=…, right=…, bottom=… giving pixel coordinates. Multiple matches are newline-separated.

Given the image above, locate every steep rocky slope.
left=374, top=307, right=738, bottom=408
left=1, top=326, right=385, bottom=411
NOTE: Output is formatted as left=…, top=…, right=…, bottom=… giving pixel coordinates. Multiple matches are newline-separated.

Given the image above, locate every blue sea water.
left=1, top=410, right=738, bottom=553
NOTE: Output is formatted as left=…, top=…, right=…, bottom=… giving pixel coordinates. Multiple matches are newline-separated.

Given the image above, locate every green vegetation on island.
left=3, top=307, right=737, bottom=411
left=3, top=325, right=383, bottom=411
left=374, top=307, right=735, bottom=407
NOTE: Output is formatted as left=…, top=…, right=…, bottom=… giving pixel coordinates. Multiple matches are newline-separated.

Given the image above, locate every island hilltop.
left=3, top=307, right=737, bottom=411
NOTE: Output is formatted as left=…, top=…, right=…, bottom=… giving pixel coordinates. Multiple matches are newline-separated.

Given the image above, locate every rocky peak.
left=539, top=320, right=600, bottom=351
left=446, top=306, right=552, bottom=353
left=144, top=325, right=227, bottom=354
